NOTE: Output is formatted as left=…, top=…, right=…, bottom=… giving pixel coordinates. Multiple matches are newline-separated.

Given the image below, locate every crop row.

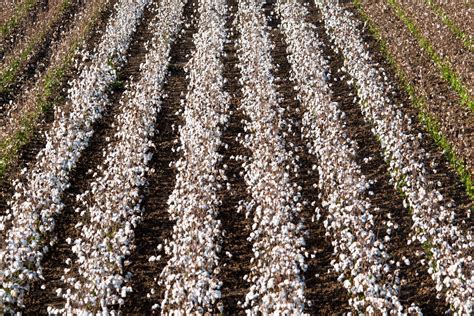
left=0, top=0, right=79, bottom=98
left=159, top=0, right=228, bottom=313
left=387, top=0, right=473, bottom=110
left=352, top=0, right=473, bottom=200
left=423, top=0, right=473, bottom=52
left=50, top=0, right=188, bottom=314
left=425, top=0, right=473, bottom=46
left=316, top=1, right=472, bottom=313
left=0, top=0, right=471, bottom=314
left=236, top=0, right=306, bottom=313
left=0, top=0, right=150, bottom=312
left=0, top=0, right=39, bottom=42
left=276, top=0, right=413, bottom=313
left=0, top=0, right=112, bottom=179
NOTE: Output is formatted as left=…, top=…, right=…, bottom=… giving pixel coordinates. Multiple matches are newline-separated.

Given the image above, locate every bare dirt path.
left=217, top=0, right=253, bottom=313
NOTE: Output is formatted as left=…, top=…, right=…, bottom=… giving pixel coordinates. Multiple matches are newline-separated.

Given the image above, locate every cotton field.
left=0, top=0, right=472, bottom=314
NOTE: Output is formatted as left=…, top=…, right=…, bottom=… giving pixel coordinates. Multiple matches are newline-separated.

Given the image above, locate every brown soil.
left=397, top=0, right=473, bottom=93
left=120, top=0, right=197, bottom=313
left=0, top=0, right=20, bottom=26
left=21, top=1, right=158, bottom=312
left=0, top=0, right=87, bottom=107
left=216, top=0, right=253, bottom=313
left=357, top=0, right=474, bottom=186
left=432, top=0, right=474, bottom=40
left=0, top=0, right=47, bottom=60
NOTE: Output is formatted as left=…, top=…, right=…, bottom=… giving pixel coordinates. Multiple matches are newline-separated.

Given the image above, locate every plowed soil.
left=356, top=0, right=474, bottom=181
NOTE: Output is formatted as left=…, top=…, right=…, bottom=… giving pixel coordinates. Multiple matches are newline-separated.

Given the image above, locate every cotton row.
left=235, top=1, right=306, bottom=313
left=0, top=0, right=150, bottom=312
left=275, top=1, right=417, bottom=313
left=159, top=0, right=228, bottom=313
left=47, top=0, right=187, bottom=314
left=316, top=1, right=473, bottom=313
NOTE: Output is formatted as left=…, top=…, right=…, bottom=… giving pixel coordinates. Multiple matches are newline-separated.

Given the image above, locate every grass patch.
left=424, top=0, right=473, bottom=53
left=386, top=0, right=473, bottom=111
left=421, top=241, right=434, bottom=261
left=109, top=79, right=124, bottom=90
left=0, top=159, right=6, bottom=176
left=0, top=0, right=39, bottom=38
left=353, top=0, right=473, bottom=202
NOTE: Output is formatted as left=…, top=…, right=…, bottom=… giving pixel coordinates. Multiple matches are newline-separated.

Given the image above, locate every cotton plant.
left=235, top=0, right=306, bottom=313
left=0, top=0, right=150, bottom=312
left=315, top=1, right=473, bottom=314
left=274, top=0, right=408, bottom=313
left=159, top=0, right=229, bottom=313
left=45, top=0, right=188, bottom=314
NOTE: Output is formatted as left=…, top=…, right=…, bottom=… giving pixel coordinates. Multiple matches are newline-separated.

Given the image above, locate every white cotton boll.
left=121, top=287, right=128, bottom=298
left=343, top=280, right=351, bottom=289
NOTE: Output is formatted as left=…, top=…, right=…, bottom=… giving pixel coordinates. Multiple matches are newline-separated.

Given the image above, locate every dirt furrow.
left=396, top=0, right=473, bottom=91
left=216, top=0, right=253, bottom=313
left=0, top=0, right=32, bottom=27
left=21, top=2, right=158, bottom=312
left=430, top=0, right=474, bottom=41
left=120, top=0, right=198, bottom=313
left=0, top=0, right=87, bottom=107
left=264, top=1, right=351, bottom=313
